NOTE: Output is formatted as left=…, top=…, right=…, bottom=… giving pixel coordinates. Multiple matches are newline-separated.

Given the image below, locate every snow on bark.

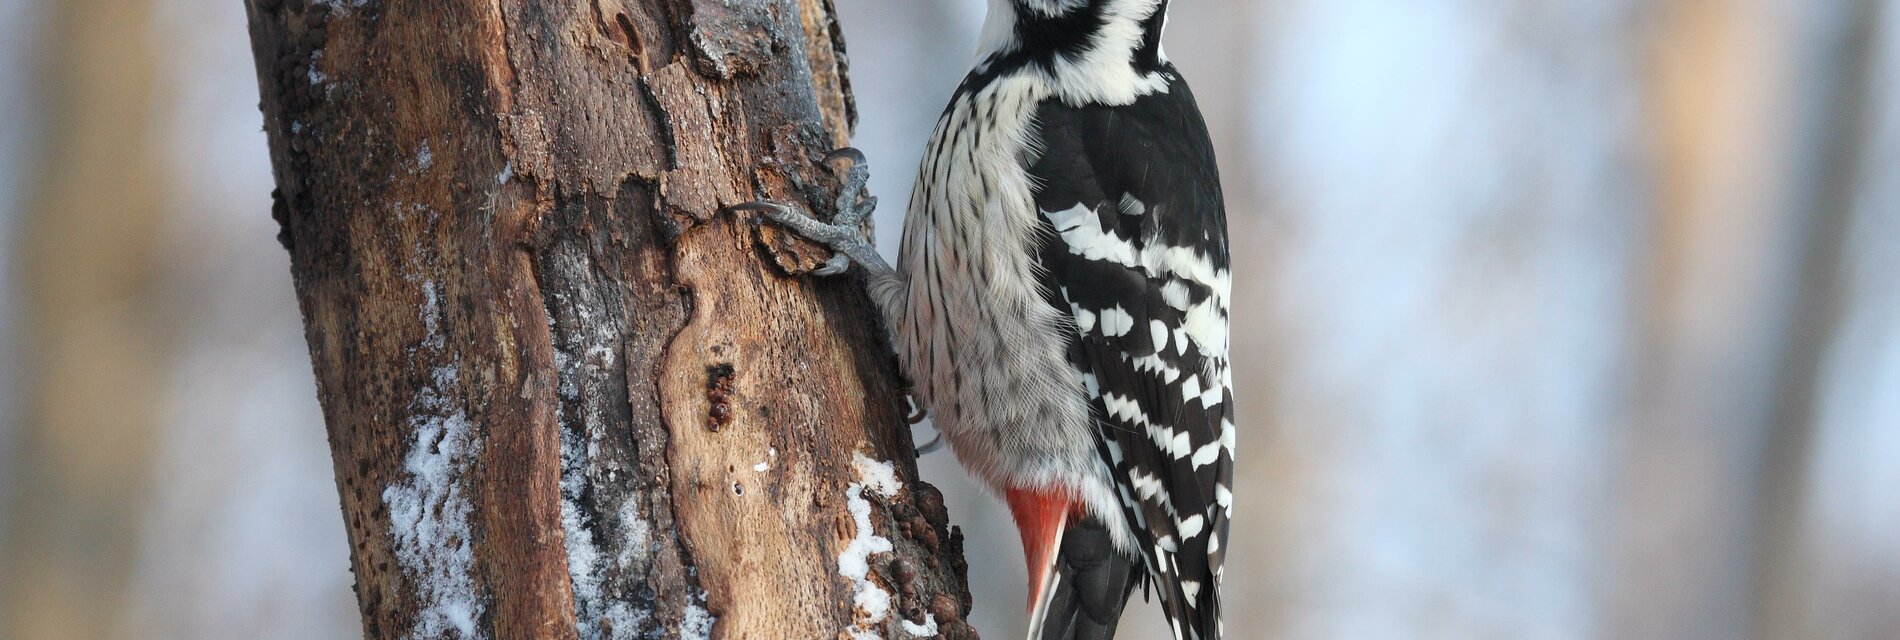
left=680, top=599, right=716, bottom=640
left=900, top=615, right=941, bottom=637
left=551, top=315, right=654, bottom=639
left=382, top=362, right=484, bottom=639
left=840, top=451, right=903, bottom=640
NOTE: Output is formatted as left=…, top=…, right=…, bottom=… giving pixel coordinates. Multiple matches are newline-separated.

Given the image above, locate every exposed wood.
left=241, top=0, right=973, bottom=637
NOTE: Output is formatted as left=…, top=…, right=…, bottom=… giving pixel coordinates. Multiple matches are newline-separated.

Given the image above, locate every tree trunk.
left=240, top=1, right=974, bottom=638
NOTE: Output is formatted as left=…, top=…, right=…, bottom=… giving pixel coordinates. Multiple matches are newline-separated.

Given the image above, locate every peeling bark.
left=242, top=0, right=973, bottom=637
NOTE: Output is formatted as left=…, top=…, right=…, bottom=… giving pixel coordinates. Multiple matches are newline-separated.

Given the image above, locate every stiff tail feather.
left=1008, top=488, right=1140, bottom=640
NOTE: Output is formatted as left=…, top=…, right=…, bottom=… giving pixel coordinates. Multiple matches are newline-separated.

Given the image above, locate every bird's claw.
left=735, top=147, right=879, bottom=276
left=813, top=254, right=852, bottom=277
left=901, top=392, right=940, bottom=455
left=827, top=147, right=874, bottom=232
left=902, top=393, right=928, bottom=425
left=826, top=147, right=867, bottom=166
left=915, top=432, right=946, bottom=455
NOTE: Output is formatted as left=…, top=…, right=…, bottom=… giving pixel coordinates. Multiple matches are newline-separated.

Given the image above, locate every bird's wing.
left=1027, top=74, right=1233, bottom=640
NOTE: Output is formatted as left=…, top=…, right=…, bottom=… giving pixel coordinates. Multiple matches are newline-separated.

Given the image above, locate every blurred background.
left=0, top=0, right=1896, bottom=639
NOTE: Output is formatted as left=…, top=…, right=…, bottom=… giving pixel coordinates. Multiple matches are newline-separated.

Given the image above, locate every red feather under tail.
left=1006, top=486, right=1081, bottom=612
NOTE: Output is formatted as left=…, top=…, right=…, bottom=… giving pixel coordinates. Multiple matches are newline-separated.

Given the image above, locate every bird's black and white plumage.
left=1026, top=64, right=1231, bottom=640
left=748, top=1, right=1230, bottom=638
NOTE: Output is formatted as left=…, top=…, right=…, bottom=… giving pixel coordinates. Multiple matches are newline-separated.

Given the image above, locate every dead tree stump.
left=241, top=1, right=975, bottom=637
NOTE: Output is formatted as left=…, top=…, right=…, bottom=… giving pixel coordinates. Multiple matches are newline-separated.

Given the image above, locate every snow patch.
left=852, top=452, right=902, bottom=496
left=900, top=614, right=940, bottom=637
left=681, top=598, right=717, bottom=640
left=613, top=496, right=652, bottom=571
left=559, top=497, right=649, bottom=639
left=561, top=496, right=653, bottom=639
left=382, top=364, right=484, bottom=639
left=557, top=488, right=658, bottom=639
left=551, top=315, right=657, bottom=639
left=416, top=140, right=434, bottom=171
left=552, top=349, right=576, bottom=400
left=840, top=452, right=904, bottom=640
left=558, top=429, right=650, bottom=636
left=306, top=57, right=326, bottom=85
left=418, top=281, right=443, bottom=349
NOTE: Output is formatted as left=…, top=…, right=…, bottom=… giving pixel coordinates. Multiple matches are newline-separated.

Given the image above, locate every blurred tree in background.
left=3, top=1, right=166, bottom=639
left=0, top=0, right=1896, bottom=639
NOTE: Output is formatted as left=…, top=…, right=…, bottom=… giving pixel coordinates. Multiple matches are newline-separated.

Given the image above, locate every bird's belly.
left=888, top=75, right=1103, bottom=491
left=893, top=221, right=1099, bottom=492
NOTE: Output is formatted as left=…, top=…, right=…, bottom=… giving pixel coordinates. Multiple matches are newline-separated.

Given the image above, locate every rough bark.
left=240, top=1, right=974, bottom=638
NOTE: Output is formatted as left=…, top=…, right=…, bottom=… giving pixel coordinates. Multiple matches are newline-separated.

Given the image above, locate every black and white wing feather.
left=1029, top=72, right=1233, bottom=640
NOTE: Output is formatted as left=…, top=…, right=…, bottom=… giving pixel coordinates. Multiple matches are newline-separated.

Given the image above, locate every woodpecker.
left=741, top=1, right=1230, bottom=638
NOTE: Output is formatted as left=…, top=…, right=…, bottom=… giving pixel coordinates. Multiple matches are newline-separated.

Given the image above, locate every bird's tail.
left=1029, top=516, right=1141, bottom=640
left=1009, top=485, right=1140, bottom=640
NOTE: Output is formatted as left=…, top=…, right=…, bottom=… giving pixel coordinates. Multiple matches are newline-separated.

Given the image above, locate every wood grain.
left=242, top=0, right=974, bottom=637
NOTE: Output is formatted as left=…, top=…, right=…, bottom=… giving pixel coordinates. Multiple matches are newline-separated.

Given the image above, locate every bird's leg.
left=734, top=148, right=892, bottom=278
left=740, top=149, right=936, bottom=456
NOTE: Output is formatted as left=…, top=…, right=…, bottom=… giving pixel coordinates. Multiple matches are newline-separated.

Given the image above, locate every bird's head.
left=1008, top=0, right=1167, bottom=17
left=979, top=0, right=1172, bottom=75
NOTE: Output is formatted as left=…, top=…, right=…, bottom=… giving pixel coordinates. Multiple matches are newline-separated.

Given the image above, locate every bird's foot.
left=915, top=431, right=946, bottom=455
left=902, top=392, right=944, bottom=455
left=902, top=392, right=928, bottom=425
left=733, top=148, right=885, bottom=276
